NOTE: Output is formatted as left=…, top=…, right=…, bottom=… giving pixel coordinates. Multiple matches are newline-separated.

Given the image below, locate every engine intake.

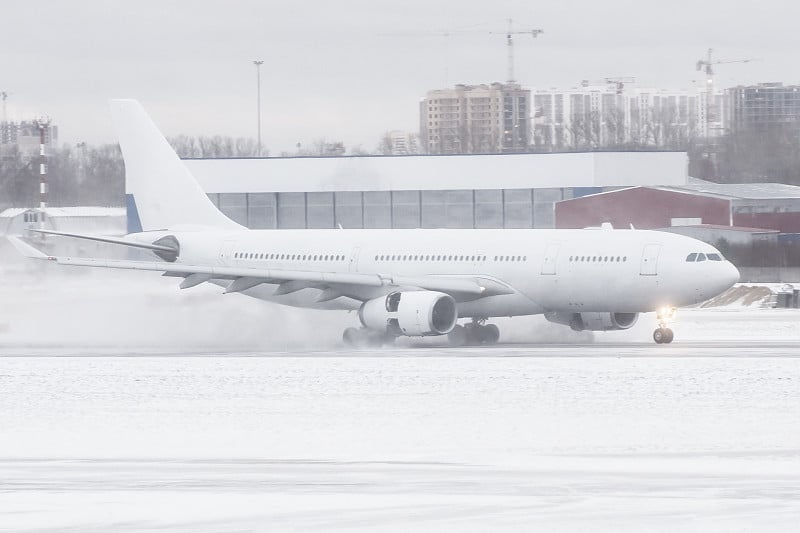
left=544, top=311, right=639, bottom=331
left=359, top=291, right=458, bottom=337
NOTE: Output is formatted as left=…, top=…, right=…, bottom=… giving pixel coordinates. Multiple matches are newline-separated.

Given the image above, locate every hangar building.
left=554, top=180, right=800, bottom=233
left=0, top=207, right=126, bottom=236
left=181, top=151, right=687, bottom=232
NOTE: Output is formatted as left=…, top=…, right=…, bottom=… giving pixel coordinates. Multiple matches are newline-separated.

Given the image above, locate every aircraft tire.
left=653, top=328, right=665, bottom=344
left=343, top=327, right=385, bottom=348
left=343, top=327, right=363, bottom=347
left=662, top=328, right=674, bottom=344
left=481, top=324, right=500, bottom=345
left=448, top=325, right=467, bottom=347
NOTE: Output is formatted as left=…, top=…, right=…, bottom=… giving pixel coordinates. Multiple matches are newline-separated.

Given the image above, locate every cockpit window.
left=686, top=253, right=697, bottom=262
left=696, top=253, right=707, bottom=262
left=707, top=253, right=722, bottom=261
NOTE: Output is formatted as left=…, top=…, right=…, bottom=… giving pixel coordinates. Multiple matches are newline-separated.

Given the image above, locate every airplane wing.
left=8, top=236, right=514, bottom=302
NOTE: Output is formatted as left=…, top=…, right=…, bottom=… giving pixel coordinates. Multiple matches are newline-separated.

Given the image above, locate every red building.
left=556, top=180, right=800, bottom=233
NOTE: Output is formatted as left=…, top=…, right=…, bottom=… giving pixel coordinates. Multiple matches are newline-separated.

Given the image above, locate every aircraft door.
left=219, top=240, right=237, bottom=266
left=541, top=243, right=560, bottom=275
left=348, top=246, right=361, bottom=273
left=640, top=244, right=661, bottom=276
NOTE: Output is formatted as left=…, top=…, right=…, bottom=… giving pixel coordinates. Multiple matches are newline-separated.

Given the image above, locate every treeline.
left=2, top=125, right=800, bottom=211
left=0, top=144, right=124, bottom=209
left=714, top=124, right=800, bottom=185
left=715, top=238, right=800, bottom=268
left=0, top=135, right=268, bottom=210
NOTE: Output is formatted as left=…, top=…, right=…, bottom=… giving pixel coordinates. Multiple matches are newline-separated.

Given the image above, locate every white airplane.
left=9, top=100, right=739, bottom=346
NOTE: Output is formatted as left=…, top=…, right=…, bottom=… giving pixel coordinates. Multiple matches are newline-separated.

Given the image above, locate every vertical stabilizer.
left=110, top=99, right=242, bottom=232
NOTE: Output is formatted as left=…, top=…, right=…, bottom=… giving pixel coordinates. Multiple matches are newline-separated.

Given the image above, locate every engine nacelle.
left=544, top=311, right=639, bottom=332
left=359, top=291, right=458, bottom=337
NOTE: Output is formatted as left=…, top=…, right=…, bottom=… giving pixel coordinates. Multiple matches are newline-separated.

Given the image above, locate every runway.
left=1, top=340, right=799, bottom=532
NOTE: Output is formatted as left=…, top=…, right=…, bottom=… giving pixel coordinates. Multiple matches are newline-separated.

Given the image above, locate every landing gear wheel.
left=343, top=328, right=391, bottom=348
left=653, top=327, right=674, bottom=344
left=480, top=324, right=500, bottom=345
left=458, top=321, right=500, bottom=346
left=343, top=327, right=362, bottom=347
left=448, top=325, right=467, bottom=347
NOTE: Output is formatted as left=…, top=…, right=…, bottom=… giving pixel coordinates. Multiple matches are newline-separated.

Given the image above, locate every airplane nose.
left=725, top=262, right=740, bottom=287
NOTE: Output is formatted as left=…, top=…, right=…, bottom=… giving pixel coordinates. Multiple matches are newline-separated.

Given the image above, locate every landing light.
left=657, top=306, right=676, bottom=325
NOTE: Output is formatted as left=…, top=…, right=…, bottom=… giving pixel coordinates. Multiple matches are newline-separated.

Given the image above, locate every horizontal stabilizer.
left=7, top=236, right=52, bottom=260
left=28, top=229, right=178, bottom=254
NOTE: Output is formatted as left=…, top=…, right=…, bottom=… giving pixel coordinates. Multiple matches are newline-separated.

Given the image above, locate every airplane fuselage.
left=154, top=227, right=739, bottom=318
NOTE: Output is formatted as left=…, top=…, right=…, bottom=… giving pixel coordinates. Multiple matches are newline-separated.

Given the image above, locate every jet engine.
left=359, top=291, right=458, bottom=337
left=544, top=311, right=639, bottom=332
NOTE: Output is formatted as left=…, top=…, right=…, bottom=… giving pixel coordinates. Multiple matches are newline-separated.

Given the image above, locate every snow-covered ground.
left=1, top=350, right=799, bottom=532
left=1, top=250, right=799, bottom=531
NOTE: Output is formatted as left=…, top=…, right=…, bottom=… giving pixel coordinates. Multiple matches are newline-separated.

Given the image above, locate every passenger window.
left=696, top=253, right=706, bottom=262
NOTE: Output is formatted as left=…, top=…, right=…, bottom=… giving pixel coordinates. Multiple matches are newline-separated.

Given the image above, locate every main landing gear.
left=342, top=327, right=394, bottom=348
left=448, top=319, right=500, bottom=347
left=653, top=306, right=676, bottom=344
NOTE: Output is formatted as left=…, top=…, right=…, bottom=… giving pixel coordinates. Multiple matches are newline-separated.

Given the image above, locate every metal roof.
left=660, top=178, right=800, bottom=200
left=663, top=224, right=780, bottom=233
left=182, top=151, right=688, bottom=193
left=0, top=207, right=125, bottom=219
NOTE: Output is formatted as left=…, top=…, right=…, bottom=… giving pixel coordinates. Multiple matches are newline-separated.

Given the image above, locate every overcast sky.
left=2, top=0, right=797, bottom=153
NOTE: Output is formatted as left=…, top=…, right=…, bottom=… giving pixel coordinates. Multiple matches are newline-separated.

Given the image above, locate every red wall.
left=555, top=188, right=731, bottom=229
left=733, top=212, right=800, bottom=233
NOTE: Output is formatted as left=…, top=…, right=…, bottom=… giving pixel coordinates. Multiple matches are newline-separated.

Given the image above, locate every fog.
left=0, top=240, right=351, bottom=352
left=0, top=238, right=598, bottom=351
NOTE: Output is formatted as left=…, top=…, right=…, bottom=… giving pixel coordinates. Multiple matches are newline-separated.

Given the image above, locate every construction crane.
left=491, top=19, right=543, bottom=84
left=604, top=77, right=636, bottom=95
left=580, top=77, right=637, bottom=94
left=696, top=48, right=755, bottom=136
left=1, top=91, right=8, bottom=124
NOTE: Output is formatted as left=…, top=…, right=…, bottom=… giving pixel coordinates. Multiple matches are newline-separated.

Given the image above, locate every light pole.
left=253, top=59, right=264, bottom=156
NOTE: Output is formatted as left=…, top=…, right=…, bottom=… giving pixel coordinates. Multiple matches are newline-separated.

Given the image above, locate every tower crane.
left=604, top=77, right=636, bottom=94
left=696, top=48, right=755, bottom=136
left=491, top=19, right=543, bottom=84
left=1, top=91, right=8, bottom=124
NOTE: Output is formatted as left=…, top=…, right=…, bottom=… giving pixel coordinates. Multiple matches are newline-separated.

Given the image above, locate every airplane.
left=8, top=100, right=740, bottom=346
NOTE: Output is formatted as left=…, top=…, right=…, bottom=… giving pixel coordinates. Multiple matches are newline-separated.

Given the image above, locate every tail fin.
left=110, top=99, right=242, bottom=232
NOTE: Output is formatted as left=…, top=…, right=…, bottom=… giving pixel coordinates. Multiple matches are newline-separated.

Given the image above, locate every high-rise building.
left=386, top=131, right=419, bottom=155
left=533, top=83, right=725, bottom=151
left=420, top=83, right=531, bottom=154
left=727, top=83, right=800, bottom=133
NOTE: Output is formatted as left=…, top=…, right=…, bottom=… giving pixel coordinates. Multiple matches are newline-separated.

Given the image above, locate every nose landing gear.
left=653, top=306, right=676, bottom=344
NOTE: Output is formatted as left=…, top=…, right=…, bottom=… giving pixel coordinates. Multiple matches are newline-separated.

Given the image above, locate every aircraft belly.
left=535, top=270, right=661, bottom=312
left=457, top=293, right=544, bottom=318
